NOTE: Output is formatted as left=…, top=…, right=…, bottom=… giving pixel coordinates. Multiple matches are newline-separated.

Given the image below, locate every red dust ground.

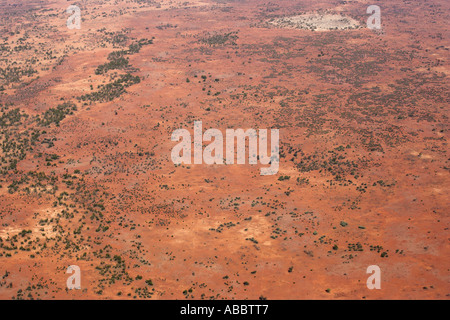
left=0, top=0, right=448, bottom=299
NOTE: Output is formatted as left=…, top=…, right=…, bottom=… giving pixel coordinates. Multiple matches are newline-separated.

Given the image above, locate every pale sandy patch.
left=269, top=13, right=361, bottom=31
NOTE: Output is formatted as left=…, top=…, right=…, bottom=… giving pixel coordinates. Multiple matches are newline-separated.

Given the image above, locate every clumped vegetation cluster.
left=199, top=31, right=239, bottom=46
left=79, top=73, right=141, bottom=102
left=37, top=102, right=77, bottom=127
left=95, top=38, right=153, bottom=75
left=0, top=66, right=37, bottom=85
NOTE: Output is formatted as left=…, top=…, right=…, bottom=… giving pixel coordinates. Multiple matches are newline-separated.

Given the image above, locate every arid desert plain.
left=0, top=0, right=449, bottom=299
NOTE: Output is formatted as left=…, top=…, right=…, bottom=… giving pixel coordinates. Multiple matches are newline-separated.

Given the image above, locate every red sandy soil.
left=0, top=0, right=448, bottom=299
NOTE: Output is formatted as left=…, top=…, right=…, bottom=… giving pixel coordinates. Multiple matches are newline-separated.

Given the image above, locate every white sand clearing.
left=269, top=13, right=361, bottom=31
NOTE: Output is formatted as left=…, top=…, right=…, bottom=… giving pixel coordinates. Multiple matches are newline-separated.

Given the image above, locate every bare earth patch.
left=269, top=13, right=361, bottom=31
